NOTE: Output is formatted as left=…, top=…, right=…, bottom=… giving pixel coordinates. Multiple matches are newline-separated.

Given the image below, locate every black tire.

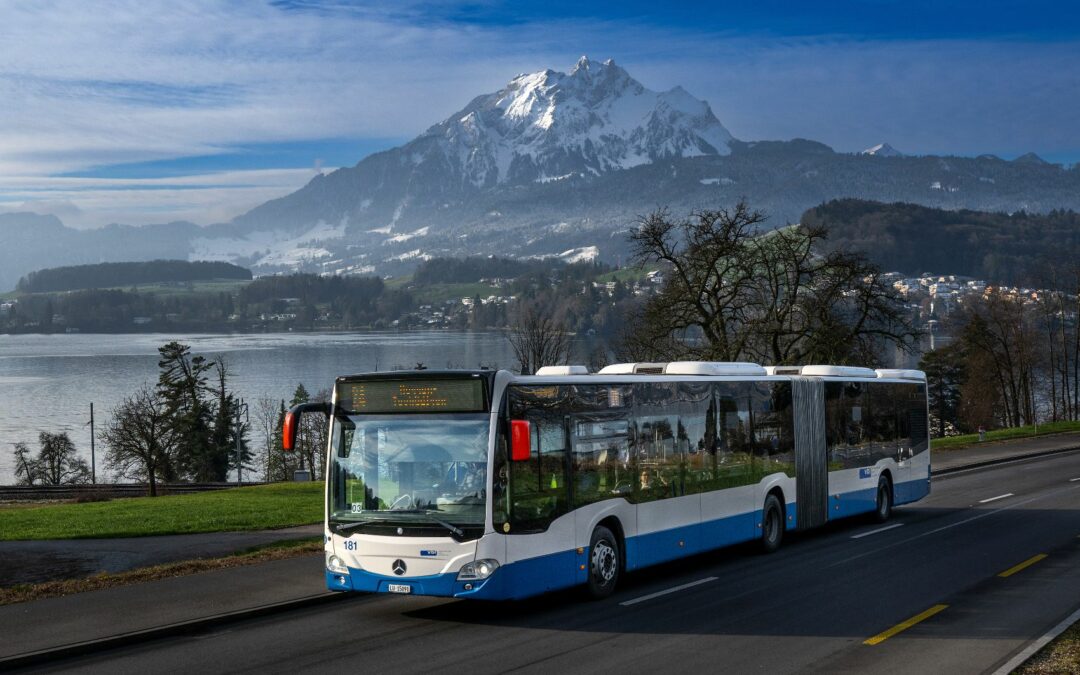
left=587, top=525, right=621, bottom=599
left=874, top=476, right=893, bottom=523
left=760, top=494, right=784, bottom=554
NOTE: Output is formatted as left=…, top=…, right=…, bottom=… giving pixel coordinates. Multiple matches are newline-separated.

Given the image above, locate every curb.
left=0, top=592, right=353, bottom=670
left=931, top=445, right=1080, bottom=476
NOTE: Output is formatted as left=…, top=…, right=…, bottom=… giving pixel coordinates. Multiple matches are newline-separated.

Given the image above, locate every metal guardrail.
left=0, top=482, right=267, bottom=501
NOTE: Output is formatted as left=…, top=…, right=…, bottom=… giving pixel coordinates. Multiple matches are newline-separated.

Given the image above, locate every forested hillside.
left=16, top=260, right=252, bottom=293
left=803, top=200, right=1080, bottom=284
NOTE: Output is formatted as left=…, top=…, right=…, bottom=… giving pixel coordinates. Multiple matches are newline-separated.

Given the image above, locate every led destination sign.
left=337, top=379, right=486, bottom=414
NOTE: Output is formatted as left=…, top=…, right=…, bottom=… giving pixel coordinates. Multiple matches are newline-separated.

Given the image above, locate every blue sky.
left=1, top=0, right=1078, bottom=227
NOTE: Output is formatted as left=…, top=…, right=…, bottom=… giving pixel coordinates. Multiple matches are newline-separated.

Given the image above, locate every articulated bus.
left=284, top=361, right=930, bottom=601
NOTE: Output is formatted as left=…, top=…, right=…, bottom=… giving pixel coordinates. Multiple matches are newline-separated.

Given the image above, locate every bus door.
left=505, top=411, right=574, bottom=593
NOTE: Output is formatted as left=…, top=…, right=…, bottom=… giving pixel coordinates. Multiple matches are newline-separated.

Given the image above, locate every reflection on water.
left=0, top=331, right=516, bottom=484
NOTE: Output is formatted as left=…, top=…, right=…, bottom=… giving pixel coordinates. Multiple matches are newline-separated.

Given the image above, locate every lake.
left=0, top=331, right=518, bottom=484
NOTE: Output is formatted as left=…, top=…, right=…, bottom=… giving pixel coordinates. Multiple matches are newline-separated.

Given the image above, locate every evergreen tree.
left=157, top=341, right=214, bottom=481
left=265, top=400, right=296, bottom=482
left=919, top=343, right=965, bottom=437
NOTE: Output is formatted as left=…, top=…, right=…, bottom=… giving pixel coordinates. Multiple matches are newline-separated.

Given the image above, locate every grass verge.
left=0, top=537, right=322, bottom=607
left=1015, top=618, right=1080, bottom=674
left=0, top=482, right=324, bottom=540
left=932, top=421, right=1080, bottom=451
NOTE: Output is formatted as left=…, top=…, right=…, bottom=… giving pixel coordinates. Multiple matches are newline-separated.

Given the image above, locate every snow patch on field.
left=385, top=226, right=430, bottom=244
left=190, top=222, right=344, bottom=267
left=388, top=249, right=432, bottom=262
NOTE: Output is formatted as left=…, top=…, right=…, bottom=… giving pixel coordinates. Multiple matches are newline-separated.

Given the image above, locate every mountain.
left=1013, top=152, right=1049, bottom=165
left=861, top=143, right=903, bottom=157
left=2, top=57, right=1080, bottom=290
left=0, top=213, right=199, bottom=291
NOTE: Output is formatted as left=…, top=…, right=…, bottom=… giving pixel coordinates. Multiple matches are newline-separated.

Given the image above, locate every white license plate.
left=387, top=584, right=412, bottom=594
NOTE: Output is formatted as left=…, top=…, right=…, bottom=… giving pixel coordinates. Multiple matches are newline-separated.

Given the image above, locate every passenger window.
left=826, top=382, right=868, bottom=469
left=507, top=386, right=569, bottom=532
left=750, top=382, right=796, bottom=478
left=634, top=383, right=681, bottom=501
left=675, top=381, right=714, bottom=495
left=571, top=416, right=631, bottom=506
left=715, top=383, right=755, bottom=488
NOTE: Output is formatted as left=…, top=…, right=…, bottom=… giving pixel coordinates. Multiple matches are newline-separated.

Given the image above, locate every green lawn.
left=1, top=279, right=251, bottom=301
left=409, top=282, right=502, bottom=304
left=932, top=420, right=1080, bottom=451
left=0, top=482, right=324, bottom=541
left=593, top=264, right=660, bottom=284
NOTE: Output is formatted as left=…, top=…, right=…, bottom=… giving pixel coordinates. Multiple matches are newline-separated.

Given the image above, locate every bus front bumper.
left=326, top=567, right=504, bottom=599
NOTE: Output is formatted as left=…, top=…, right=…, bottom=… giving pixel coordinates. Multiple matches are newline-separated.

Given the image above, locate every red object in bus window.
left=282, top=410, right=297, bottom=451
left=510, top=419, right=531, bottom=461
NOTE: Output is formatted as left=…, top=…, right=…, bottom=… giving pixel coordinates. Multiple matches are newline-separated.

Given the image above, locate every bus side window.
left=633, top=382, right=680, bottom=502
left=715, top=382, right=754, bottom=489
left=869, top=382, right=899, bottom=463
left=749, top=382, right=795, bottom=477
left=571, top=415, right=630, bottom=506
left=676, top=381, right=713, bottom=495
left=508, top=415, right=569, bottom=532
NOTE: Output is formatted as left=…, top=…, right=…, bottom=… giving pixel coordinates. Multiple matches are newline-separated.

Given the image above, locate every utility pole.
left=86, top=402, right=96, bottom=484
left=235, top=399, right=249, bottom=486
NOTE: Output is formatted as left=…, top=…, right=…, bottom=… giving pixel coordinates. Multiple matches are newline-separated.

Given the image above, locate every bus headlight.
left=327, top=554, right=349, bottom=574
left=457, top=559, right=500, bottom=581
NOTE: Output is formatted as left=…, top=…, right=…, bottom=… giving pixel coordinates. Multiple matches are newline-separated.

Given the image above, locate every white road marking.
left=990, top=604, right=1080, bottom=675
left=831, top=483, right=1080, bottom=569
left=851, top=523, right=905, bottom=539
left=1070, top=477, right=1080, bottom=482
left=620, top=577, right=718, bottom=607
left=979, top=493, right=1014, bottom=504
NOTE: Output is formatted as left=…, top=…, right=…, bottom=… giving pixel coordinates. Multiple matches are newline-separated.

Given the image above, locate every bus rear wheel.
left=760, top=494, right=784, bottom=554
left=587, top=525, right=620, bottom=599
left=874, top=476, right=893, bottom=523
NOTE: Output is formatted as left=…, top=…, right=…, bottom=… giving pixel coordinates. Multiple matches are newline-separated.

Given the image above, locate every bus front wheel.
left=874, top=476, right=893, bottom=523
left=587, top=525, right=621, bottom=599
left=760, top=494, right=784, bottom=554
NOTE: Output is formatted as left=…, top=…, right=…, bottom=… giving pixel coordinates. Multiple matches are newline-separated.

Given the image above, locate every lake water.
left=0, top=331, right=518, bottom=484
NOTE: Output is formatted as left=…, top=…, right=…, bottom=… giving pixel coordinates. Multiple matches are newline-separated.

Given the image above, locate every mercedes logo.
left=392, top=559, right=407, bottom=575
left=396, top=527, right=404, bottom=535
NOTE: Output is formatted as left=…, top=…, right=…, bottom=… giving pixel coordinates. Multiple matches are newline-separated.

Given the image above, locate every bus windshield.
left=328, top=414, right=490, bottom=536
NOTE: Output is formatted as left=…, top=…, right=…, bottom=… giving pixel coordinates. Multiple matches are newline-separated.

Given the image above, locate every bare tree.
left=36, top=432, right=90, bottom=485
left=253, top=396, right=280, bottom=483
left=11, top=442, right=40, bottom=485
left=507, top=301, right=572, bottom=375
left=100, top=386, right=178, bottom=496
left=625, top=202, right=920, bottom=365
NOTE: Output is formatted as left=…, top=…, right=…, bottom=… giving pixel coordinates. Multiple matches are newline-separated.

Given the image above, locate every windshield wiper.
left=334, top=517, right=390, bottom=532
left=424, top=513, right=465, bottom=538
left=332, top=510, right=465, bottom=538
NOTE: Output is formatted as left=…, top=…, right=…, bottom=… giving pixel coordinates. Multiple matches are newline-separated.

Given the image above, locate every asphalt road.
left=27, top=451, right=1080, bottom=674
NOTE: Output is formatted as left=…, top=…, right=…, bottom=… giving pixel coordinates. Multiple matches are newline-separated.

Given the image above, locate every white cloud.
left=0, top=169, right=326, bottom=227
left=1, top=2, right=1077, bottom=226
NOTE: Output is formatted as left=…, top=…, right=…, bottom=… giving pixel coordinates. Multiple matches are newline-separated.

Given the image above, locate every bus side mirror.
left=510, top=420, right=531, bottom=461
left=282, top=402, right=333, bottom=451
left=283, top=409, right=298, bottom=451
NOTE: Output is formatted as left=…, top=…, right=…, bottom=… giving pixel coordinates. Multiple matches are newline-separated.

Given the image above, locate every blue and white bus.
left=284, top=361, right=930, bottom=601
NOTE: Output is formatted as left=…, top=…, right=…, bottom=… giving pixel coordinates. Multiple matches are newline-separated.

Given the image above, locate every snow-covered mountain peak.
left=421, top=57, right=735, bottom=186
left=862, top=142, right=904, bottom=157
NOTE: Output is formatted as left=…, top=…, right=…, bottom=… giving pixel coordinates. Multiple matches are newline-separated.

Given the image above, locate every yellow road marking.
left=998, top=553, right=1048, bottom=578
left=864, top=604, right=949, bottom=645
